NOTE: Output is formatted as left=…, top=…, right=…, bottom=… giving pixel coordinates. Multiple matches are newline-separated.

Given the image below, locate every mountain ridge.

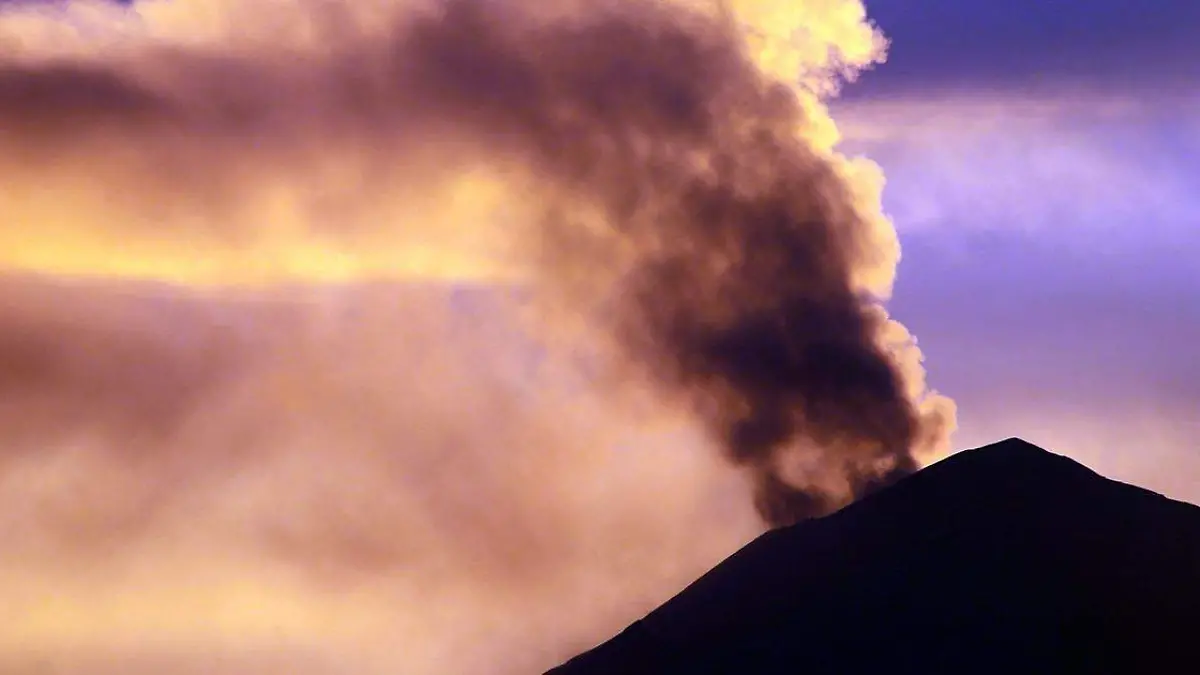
left=548, top=438, right=1200, bottom=673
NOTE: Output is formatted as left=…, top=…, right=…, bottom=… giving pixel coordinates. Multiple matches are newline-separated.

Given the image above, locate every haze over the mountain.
left=550, top=438, right=1200, bottom=674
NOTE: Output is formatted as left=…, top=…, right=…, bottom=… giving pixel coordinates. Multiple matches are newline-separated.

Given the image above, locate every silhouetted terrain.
left=549, top=438, right=1200, bottom=674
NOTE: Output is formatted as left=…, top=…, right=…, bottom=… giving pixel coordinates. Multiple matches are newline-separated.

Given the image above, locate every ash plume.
left=0, top=0, right=953, bottom=527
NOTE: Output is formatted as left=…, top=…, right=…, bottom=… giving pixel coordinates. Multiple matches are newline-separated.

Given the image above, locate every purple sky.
left=854, top=0, right=1200, bottom=93
left=827, top=0, right=1200, bottom=498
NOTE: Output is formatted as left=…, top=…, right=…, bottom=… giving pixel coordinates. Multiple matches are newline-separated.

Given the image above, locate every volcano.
left=547, top=438, right=1200, bottom=674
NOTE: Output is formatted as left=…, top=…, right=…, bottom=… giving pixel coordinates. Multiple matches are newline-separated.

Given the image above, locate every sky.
left=836, top=0, right=1200, bottom=496
left=0, top=1, right=1196, bottom=674
left=854, top=0, right=1200, bottom=93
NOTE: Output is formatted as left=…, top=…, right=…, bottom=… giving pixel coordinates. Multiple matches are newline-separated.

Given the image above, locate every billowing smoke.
left=0, top=0, right=954, bottom=527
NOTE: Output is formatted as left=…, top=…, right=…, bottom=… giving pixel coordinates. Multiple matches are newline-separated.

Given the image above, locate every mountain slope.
left=547, top=438, right=1200, bottom=673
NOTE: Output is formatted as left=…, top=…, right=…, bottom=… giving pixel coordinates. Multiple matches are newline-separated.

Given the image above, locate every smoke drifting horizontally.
left=0, top=0, right=952, bottom=524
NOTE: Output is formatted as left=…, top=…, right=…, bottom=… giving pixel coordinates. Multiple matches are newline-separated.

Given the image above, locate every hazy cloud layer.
left=0, top=277, right=762, bottom=674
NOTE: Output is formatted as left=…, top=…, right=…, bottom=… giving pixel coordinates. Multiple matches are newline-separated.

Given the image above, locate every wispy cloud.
left=838, top=92, right=1200, bottom=245
left=834, top=89, right=1200, bottom=504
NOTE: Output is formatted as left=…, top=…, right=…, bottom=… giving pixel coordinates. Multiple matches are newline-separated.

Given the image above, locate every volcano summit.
left=549, top=438, right=1200, bottom=674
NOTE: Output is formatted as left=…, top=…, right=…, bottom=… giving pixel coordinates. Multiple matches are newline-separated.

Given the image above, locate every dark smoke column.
left=0, top=0, right=955, bottom=527
left=610, top=136, right=927, bottom=526
left=400, top=0, right=953, bottom=526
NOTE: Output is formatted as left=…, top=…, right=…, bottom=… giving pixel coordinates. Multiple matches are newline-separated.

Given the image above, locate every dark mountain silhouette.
left=548, top=438, right=1200, bottom=674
